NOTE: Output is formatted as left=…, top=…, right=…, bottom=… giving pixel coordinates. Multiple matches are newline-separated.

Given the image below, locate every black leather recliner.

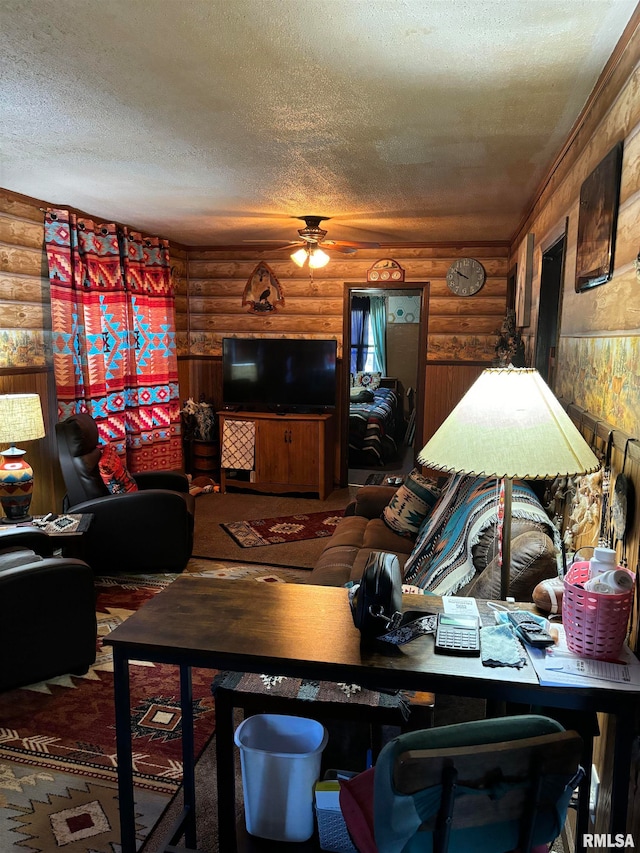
left=55, top=413, right=195, bottom=574
left=0, top=528, right=97, bottom=692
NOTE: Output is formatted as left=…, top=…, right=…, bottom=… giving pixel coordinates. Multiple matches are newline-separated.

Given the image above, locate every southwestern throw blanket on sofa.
left=403, top=473, right=556, bottom=595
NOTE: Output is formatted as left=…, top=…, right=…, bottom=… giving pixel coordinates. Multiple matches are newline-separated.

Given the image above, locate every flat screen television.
left=222, top=338, right=337, bottom=412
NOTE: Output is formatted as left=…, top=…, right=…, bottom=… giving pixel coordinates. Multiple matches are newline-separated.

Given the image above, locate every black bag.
left=351, top=551, right=403, bottom=639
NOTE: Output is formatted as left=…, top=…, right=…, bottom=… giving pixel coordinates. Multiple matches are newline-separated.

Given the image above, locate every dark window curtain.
left=350, top=295, right=370, bottom=373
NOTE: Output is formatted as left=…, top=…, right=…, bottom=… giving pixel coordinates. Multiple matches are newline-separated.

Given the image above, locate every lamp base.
left=0, top=448, right=35, bottom=524
left=1, top=514, right=33, bottom=524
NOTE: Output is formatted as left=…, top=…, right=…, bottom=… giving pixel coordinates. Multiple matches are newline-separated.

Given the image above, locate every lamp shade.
left=291, top=247, right=308, bottom=267
left=0, top=394, right=45, bottom=444
left=417, top=368, right=599, bottom=480
left=308, top=247, right=330, bottom=269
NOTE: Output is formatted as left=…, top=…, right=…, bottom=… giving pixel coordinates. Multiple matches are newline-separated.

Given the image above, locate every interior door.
left=535, top=228, right=567, bottom=388
left=341, top=282, right=430, bottom=484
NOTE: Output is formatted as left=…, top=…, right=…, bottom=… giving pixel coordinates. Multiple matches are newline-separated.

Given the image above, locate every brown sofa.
left=310, top=483, right=558, bottom=600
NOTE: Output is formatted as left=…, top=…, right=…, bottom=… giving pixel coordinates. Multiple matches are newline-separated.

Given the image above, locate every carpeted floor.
left=0, top=574, right=218, bottom=853
left=192, top=486, right=357, bottom=568
left=0, top=565, right=315, bottom=853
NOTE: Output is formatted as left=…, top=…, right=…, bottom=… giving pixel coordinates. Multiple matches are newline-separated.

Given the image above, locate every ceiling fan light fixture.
left=291, top=247, right=308, bottom=267
left=308, top=247, right=330, bottom=269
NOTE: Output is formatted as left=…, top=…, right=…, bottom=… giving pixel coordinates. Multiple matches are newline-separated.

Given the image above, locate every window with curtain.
left=350, top=295, right=371, bottom=373
left=44, top=208, right=182, bottom=472
left=369, top=295, right=387, bottom=375
left=351, top=294, right=387, bottom=374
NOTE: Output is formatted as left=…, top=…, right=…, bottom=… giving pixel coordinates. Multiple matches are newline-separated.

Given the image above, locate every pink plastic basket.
left=562, top=561, right=634, bottom=660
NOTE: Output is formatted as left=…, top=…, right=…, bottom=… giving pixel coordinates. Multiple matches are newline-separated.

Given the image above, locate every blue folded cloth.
left=480, top=624, right=527, bottom=668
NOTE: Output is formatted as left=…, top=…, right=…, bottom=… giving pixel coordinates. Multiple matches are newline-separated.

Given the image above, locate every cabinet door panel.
left=287, top=421, right=319, bottom=487
left=255, top=420, right=289, bottom=484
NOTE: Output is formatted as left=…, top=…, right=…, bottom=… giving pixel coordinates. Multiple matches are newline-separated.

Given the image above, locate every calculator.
left=434, top=613, right=481, bottom=656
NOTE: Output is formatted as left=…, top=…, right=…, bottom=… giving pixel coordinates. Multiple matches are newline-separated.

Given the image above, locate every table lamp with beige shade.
left=0, top=393, right=45, bottom=523
left=417, top=368, right=600, bottom=599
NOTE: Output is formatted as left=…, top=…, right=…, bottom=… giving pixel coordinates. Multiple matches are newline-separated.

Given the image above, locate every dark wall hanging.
left=242, top=262, right=284, bottom=313
left=575, top=141, right=623, bottom=292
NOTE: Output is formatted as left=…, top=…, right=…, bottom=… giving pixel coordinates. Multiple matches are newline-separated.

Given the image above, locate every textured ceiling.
left=1, top=0, right=637, bottom=247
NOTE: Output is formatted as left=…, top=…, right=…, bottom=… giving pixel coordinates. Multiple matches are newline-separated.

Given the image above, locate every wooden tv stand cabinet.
left=218, top=410, right=334, bottom=499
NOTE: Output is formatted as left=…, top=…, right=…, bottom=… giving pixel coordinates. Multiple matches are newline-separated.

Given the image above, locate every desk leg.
left=611, top=707, right=633, bottom=836
left=573, top=733, right=594, bottom=853
left=180, top=664, right=197, bottom=850
left=215, top=690, right=237, bottom=852
left=113, top=649, right=136, bottom=853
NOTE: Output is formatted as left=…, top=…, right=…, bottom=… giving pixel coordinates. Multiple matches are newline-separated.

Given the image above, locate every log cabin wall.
left=177, top=245, right=509, bottom=483
left=0, top=189, right=192, bottom=513
left=508, top=18, right=640, bottom=841
left=0, top=189, right=63, bottom=515
left=0, top=186, right=509, bottom=504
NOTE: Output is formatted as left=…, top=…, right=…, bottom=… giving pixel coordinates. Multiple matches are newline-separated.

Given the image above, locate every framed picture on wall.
left=575, top=142, right=623, bottom=292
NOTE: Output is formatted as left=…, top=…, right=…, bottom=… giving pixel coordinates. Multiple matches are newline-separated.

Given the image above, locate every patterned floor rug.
left=220, top=508, right=344, bottom=548
left=185, top=559, right=313, bottom=584
left=0, top=574, right=218, bottom=853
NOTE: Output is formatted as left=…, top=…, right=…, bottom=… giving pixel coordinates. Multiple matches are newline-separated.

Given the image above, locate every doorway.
left=535, top=227, right=567, bottom=388
left=341, top=282, right=429, bottom=486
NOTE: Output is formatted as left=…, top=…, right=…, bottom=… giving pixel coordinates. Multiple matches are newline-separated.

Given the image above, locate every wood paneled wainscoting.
left=563, top=401, right=640, bottom=842
left=0, top=369, right=64, bottom=516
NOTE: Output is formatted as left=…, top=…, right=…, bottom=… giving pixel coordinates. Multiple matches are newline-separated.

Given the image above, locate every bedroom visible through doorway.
left=343, top=283, right=430, bottom=488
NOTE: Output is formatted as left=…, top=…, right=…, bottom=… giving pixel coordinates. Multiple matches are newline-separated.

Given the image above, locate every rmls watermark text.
left=583, top=835, right=635, bottom=848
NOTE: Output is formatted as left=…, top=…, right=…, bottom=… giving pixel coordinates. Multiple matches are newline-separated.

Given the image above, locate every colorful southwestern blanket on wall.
left=403, top=474, right=558, bottom=595
left=44, top=208, right=182, bottom=472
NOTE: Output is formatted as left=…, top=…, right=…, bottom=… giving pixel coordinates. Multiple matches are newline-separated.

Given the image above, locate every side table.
left=23, top=513, right=93, bottom=560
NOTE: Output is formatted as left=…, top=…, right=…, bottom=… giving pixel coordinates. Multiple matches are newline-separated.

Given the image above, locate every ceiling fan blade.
left=324, top=240, right=380, bottom=249
left=326, top=245, right=358, bottom=254
left=243, top=240, right=302, bottom=250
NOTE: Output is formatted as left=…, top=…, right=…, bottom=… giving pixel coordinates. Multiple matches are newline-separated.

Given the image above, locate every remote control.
left=507, top=611, right=554, bottom=648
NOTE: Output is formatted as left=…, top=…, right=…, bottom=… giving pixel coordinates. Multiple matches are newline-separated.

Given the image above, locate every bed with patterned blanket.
left=348, top=385, right=401, bottom=466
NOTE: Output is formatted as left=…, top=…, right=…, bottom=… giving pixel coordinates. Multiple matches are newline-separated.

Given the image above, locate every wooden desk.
left=104, top=577, right=639, bottom=853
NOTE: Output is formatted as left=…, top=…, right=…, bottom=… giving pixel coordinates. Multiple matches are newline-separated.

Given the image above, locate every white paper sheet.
left=527, top=624, right=640, bottom=690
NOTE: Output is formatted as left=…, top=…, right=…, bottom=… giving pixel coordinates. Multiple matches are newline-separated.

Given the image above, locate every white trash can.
left=234, top=713, right=328, bottom=842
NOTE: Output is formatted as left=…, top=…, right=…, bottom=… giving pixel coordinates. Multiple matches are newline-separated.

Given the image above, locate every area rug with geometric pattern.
left=0, top=564, right=311, bottom=853
left=0, top=574, right=218, bottom=852
left=220, top=508, right=345, bottom=548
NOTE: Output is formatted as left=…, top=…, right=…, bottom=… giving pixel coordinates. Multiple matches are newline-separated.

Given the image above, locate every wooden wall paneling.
left=189, top=314, right=343, bottom=334
left=189, top=277, right=346, bottom=298
left=0, top=370, right=63, bottom=516
left=0, top=192, right=50, bottom=371
left=171, top=244, right=189, bottom=360
left=185, top=245, right=508, bottom=483
left=187, top=296, right=343, bottom=316
left=422, top=363, right=486, bottom=444
left=563, top=403, right=640, bottom=836
left=511, top=22, right=640, bottom=250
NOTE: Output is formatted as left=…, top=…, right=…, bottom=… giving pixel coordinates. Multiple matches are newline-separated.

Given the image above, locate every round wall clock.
left=446, top=258, right=486, bottom=296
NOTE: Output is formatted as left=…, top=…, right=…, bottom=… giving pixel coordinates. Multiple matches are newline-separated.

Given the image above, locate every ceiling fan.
left=246, top=216, right=380, bottom=269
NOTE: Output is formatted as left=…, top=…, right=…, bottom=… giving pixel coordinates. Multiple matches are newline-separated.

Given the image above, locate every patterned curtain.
left=44, top=209, right=182, bottom=472
left=369, top=295, right=387, bottom=374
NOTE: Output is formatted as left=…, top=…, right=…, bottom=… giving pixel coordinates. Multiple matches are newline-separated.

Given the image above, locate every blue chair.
left=341, top=715, right=583, bottom=853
